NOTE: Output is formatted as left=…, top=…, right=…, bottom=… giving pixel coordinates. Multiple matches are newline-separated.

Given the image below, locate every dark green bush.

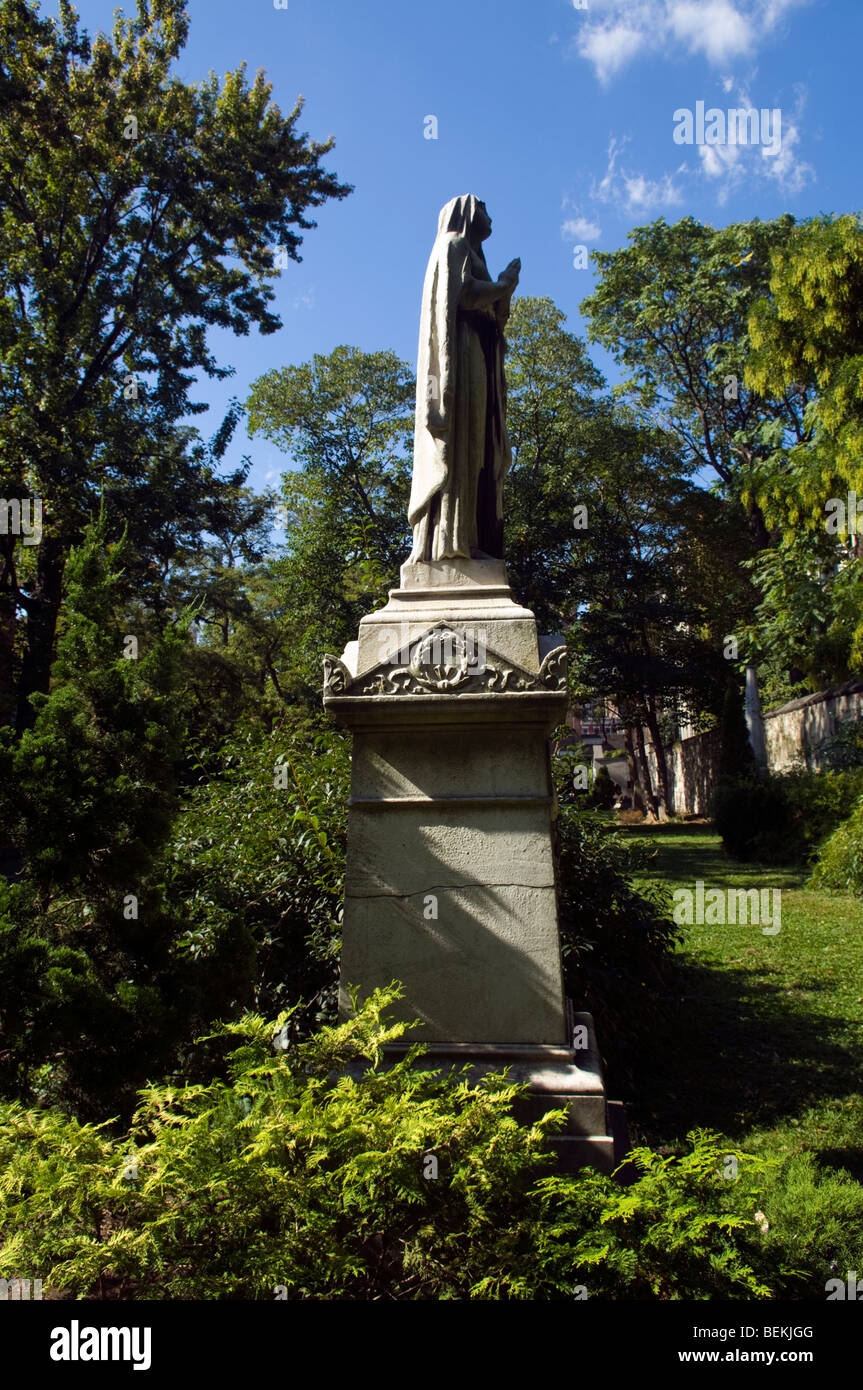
left=822, top=717, right=863, bottom=771
left=553, top=757, right=680, bottom=1084
left=713, top=768, right=863, bottom=865
left=0, top=704, right=349, bottom=1121
left=809, top=795, right=863, bottom=895
left=712, top=775, right=795, bottom=862
left=166, top=715, right=348, bottom=1040
left=588, top=763, right=617, bottom=810
left=717, top=676, right=756, bottom=782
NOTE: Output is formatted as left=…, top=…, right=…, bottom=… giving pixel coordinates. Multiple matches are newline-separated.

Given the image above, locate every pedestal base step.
left=379, top=1012, right=627, bottom=1177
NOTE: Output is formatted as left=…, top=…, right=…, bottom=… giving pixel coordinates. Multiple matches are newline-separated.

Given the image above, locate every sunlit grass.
left=617, top=825, right=863, bottom=1192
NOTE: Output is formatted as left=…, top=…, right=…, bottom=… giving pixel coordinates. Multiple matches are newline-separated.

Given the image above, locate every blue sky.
left=69, top=0, right=861, bottom=499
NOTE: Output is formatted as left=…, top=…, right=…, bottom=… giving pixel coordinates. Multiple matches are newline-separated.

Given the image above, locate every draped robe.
left=407, top=195, right=513, bottom=563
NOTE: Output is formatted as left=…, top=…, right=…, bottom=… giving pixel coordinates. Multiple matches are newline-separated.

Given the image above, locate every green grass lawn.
left=620, top=824, right=863, bottom=1187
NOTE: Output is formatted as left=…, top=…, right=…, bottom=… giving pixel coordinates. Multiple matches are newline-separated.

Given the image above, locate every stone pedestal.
left=324, top=557, right=618, bottom=1171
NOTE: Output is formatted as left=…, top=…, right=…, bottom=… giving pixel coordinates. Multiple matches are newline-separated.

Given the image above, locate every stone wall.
left=643, top=727, right=721, bottom=817
left=762, top=680, right=863, bottom=771
left=642, top=679, right=863, bottom=816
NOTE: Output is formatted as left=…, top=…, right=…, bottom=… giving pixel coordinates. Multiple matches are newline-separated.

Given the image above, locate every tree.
left=501, top=300, right=743, bottom=815
left=0, top=0, right=350, bottom=729
left=246, top=345, right=414, bottom=701
left=163, top=475, right=283, bottom=745
left=744, top=213, right=863, bottom=679
left=503, top=296, right=605, bottom=629
left=580, top=214, right=813, bottom=549
left=0, top=509, right=202, bottom=1115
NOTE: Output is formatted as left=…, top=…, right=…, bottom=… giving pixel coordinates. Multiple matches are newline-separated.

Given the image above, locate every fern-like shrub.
left=809, top=795, right=863, bottom=895
left=0, top=988, right=783, bottom=1300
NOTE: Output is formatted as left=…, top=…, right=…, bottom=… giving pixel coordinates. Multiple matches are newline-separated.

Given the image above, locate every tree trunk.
left=624, top=723, right=646, bottom=814
left=634, top=722, right=660, bottom=821
left=643, top=698, right=671, bottom=818
left=15, top=534, right=65, bottom=733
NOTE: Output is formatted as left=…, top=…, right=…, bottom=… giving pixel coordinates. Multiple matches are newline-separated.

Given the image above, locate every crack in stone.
left=349, top=882, right=555, bottom=899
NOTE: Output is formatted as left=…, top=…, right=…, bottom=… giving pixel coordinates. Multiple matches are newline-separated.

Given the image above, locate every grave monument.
left=323, top=195, right=618, bottom=1170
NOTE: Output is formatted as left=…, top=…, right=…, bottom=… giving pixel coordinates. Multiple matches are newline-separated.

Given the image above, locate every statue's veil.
left=408, top=195, right=484, bottom=534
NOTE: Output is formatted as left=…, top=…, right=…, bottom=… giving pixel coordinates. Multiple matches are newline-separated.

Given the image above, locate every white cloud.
left=669, top=1, right=755, bottom=64
left=587, top=79, right=813, bottom=216
left=696, top=84, right=814, bottom=199
left=561, top=215, right=602, bottom=241
left=623, top=171, right=684, bottom=211
left=759, top=0, right=808, bottom=26
left=697, top=141, right=743, bottom=203
left=571, top=0, right=812, bottom=82
left=591, top=136, right=684, bottom=212
left=577, top=22, right=646, bottom=86
left=761, top=105, right=813, bottom=194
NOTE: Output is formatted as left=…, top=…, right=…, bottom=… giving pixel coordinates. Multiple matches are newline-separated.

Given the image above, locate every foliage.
left=581, top=213, right=808, bottom=546
left=0, top=509, right=188, bottom=894
left=717, top=676, right=756, bottom=782
left=0, top=515, right=350, bottom=1118
left=746, top=213, right=863, bottom=523
left=503, top=296, right=605, bottom=630
left=0, top=987, right=783, bottom=1301
left=809, top=796, right=863, bottom=896
left=165, top=715, right=349, bottom=1044
left=587, top=764, right=617, bottom=811
left=714, top=769, right=863, bottom=866
left=742, top=533, right=862, bottom=692
left=245, top=346, right=413, bottom=702
left=0, top=512, right=203, bottom=1117
left=822, top=716, right=863, bottom=771
left=552, top=757, right=680, bottom=1086
left=0, top=0, right=349, bottom=726
left=743, top=213, right=863, bottom=679
left=743, top=1149, right=863, bottom=1298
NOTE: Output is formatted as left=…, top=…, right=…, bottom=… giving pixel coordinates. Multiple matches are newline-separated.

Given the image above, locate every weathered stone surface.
left=354, top=570, right=541, bottom=676
left=350, top=726, right=550, bottom=801
left=340, top=885, right=565, bottom=1043
left=326, top=577, right=569, bottom=1044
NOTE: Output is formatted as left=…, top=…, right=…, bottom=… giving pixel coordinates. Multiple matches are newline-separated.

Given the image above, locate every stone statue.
left=407, top=195, right=520, bottom=564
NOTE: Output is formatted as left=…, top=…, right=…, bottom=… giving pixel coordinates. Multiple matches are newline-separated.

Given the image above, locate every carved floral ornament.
left=322, top=626, right=566, bottom=699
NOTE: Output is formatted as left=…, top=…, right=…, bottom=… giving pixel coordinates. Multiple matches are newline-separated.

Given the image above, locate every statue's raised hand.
left=500, top=257, right=521, bottom=288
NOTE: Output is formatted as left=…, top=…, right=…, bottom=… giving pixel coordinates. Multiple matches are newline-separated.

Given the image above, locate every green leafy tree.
left=743, top=213, right=863, bottom=678
left=246, top=345, right=414, bottom=701
left=0, top=0, right=350, bottom=728
left=580, top=214, right=811, bottom=549
left=503, top=296, right=605, bottom=627
left=0, top=509, right=199, bottom=1115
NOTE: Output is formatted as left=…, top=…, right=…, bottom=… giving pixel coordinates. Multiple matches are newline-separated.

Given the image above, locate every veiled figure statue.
left=407, top=195, right=520, bottom=563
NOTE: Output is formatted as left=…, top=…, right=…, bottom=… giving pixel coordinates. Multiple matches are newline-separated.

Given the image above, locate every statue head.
left=438, top=195, right=492, bottom=242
